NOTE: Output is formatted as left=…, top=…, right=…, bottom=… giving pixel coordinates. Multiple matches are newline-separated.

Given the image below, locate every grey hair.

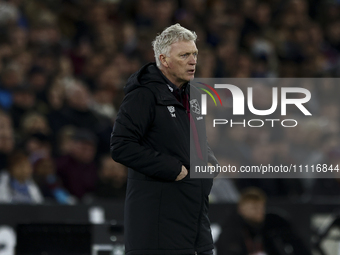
left=152, top=23, right=197, bottom=67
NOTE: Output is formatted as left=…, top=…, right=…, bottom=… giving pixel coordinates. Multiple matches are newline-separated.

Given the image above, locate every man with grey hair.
left=111, top=23, right=218, bottom=255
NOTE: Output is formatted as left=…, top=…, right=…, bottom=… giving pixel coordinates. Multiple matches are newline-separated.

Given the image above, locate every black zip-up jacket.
left=110, top=63, right=218, bottom=255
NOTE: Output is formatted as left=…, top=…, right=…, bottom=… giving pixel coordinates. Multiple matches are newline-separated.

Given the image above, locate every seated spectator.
left=0, top=111, right=15, bottom=170
left=0, top=110, right=12, bottom=131
left=46, top=80, right=67, bottom=136
left=215, top=188, right=310, bottom=255
left=20, top=112, right=51, bottom=136
left=95, top=155, right=127, bottom=200
left=91, top=88, right=116, bottom=120
left=61, top=80, right=112, bottom=156
left=0, top=151, right=43, bottom=204
left=55, top=125, right=76, bottom=156
left=61, top=80, right=101, bottom=131
left=0, top=128, right=15, bottom=171
left=55, top=128, right=98, bottom=200
left=34, top=157, right=75, bottom=204
left=9, top=85, right=37, bottom=129
left=0, top=65, right=23, bottom=110
left=24, top=132, right=52, bottom=164
left=28, top=66, right=48, bottom=103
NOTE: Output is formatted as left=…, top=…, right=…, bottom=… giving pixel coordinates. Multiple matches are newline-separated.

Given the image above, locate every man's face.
left=11, top=160, right=33, bottom=183
left=163, top=40, right=198, bottom=87
left=238, top=200, right=266, bottom=224
left=72, top=141, right=96, bottom=164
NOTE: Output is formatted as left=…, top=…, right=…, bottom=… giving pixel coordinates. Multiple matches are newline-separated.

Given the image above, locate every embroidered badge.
left=190, top=99, right=200, bottom=115
left=167, top=106, right=176, bottom=117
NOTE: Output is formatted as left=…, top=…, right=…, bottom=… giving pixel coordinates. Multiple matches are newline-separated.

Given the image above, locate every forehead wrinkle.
left=178, top=49, right=198, bottom=54
left=169, top=41, right=197, bottom=54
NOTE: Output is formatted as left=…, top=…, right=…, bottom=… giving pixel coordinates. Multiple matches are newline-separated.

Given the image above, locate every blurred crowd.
left=0, top=0, right=340, bottom=204
left=208, top=80, right=340, bottom=203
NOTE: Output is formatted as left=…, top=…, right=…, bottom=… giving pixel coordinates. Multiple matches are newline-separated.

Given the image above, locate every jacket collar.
left=126, top=62, right=190, bottom=107
left=153, top=84, right=185, bottom=107
left=145, top=64, right=189, bottom=107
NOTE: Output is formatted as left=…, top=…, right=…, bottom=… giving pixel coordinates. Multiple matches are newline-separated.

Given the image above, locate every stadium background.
left=0, top=0, right=340, bottom=254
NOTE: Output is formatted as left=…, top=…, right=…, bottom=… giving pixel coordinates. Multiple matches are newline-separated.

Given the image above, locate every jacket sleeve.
left=207, top=142, right=220, bottom=178
left=207, top=143, right=219, bottom=166
left=110, top=88, right=182, bottom=181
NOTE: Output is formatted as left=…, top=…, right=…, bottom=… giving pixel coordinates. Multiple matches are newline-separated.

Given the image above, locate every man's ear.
left=160, top=54, right=169, bottom=68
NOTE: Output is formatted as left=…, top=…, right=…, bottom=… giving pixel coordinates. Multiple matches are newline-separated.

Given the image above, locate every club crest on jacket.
left=190, top=99, right=200, bottom=115
left=167, top=106, right=176, bottom=117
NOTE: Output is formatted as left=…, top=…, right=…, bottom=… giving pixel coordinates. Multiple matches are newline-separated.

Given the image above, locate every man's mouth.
left=188, top=69, right=195, bottom=74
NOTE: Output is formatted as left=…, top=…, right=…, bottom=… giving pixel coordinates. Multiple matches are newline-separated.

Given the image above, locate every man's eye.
left=182, top=54, right=189, bottom=57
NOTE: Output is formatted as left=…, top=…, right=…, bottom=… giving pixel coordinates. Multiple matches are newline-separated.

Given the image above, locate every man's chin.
left=179, top=75, right=194, bottom=85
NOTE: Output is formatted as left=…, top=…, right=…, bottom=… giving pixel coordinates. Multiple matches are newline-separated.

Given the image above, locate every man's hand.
left=175, top=165, right=188, bottom=181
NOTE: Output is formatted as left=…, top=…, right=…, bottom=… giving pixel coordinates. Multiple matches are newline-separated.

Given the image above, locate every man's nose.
left=189, top=54, right=197, bottom=65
